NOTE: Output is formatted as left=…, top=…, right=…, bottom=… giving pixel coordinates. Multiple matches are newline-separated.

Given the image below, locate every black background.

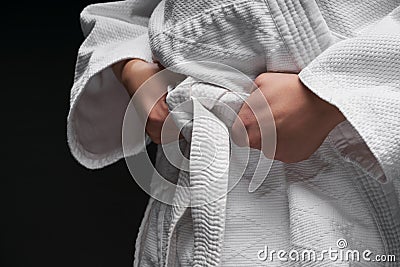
left=3, top=1, right=153, bottom=266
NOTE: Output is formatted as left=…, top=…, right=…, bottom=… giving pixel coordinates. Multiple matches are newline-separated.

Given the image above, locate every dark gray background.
left=2, top=1, right=156, bottom=266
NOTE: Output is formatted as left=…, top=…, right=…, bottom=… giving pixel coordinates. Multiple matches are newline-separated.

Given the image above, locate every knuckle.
left=247, top=132, right=260, bottom=149
left=151, top=136, right=162, bottom=144
left=239, top=113, right=254, bottom=129
left=148, top=112, right=164, bottom=124
left=254, top=76, right=263, bottom=87
left=254, top=73, right=269, bottom=86
left=125, top=59, right=146, bottom=76
left=242, top=118, right=252, bottom=129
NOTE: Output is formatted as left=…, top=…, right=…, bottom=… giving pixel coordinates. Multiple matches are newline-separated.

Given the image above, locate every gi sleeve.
left=299, top=6, right=400, bottom=180
left=67, top=0, right=160, bottom=169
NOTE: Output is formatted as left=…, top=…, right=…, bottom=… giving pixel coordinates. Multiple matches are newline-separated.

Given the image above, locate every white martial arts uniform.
left=67, top=0, right=400, bottom=266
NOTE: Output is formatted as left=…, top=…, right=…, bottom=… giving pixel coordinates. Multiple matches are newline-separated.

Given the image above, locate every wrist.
left=316, top=96, right=346, bottom=130
left=112, top=58, right=146, bottom=84
left=299, top=77, right=345, bottom=130
left=120, top=58, right=147, bottom=85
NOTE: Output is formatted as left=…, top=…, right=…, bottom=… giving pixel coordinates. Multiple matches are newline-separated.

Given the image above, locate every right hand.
left=112, top=59, right=179, bottom=144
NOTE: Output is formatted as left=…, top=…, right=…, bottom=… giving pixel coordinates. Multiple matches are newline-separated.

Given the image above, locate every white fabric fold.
left=68, top=0, right=160, bottom=169
left=190, top=98, right=230, bottom=267
left=161, top=78, right=248, bottom=267
left=297, top=5, right=400, bottom=262
left=69, top=0, right=400, bottom=266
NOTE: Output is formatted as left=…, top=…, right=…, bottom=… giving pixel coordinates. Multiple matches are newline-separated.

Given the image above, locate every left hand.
left=231, top=72, right=345, bottom=163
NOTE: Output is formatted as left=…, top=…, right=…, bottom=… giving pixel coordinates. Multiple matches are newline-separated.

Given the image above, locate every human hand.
left=232, top=72, right=345, bottom=163
left=112, top=59, right=179, bottom=144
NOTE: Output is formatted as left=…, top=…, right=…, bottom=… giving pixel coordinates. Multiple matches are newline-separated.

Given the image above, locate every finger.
left=133, top=84, right=169, bottom=123
left=231, top=114, right=250, bottom=147
left=155, top=61, right=165, bottom=70
left=145, top=96, right=180, bottom=144
left=158, top=94, right=170, bottom=111
left=147, top=120, right=184, bottom=144
left=247, top=129, right=261, bottom=150
left=151, top=55, right=165, bottom=70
